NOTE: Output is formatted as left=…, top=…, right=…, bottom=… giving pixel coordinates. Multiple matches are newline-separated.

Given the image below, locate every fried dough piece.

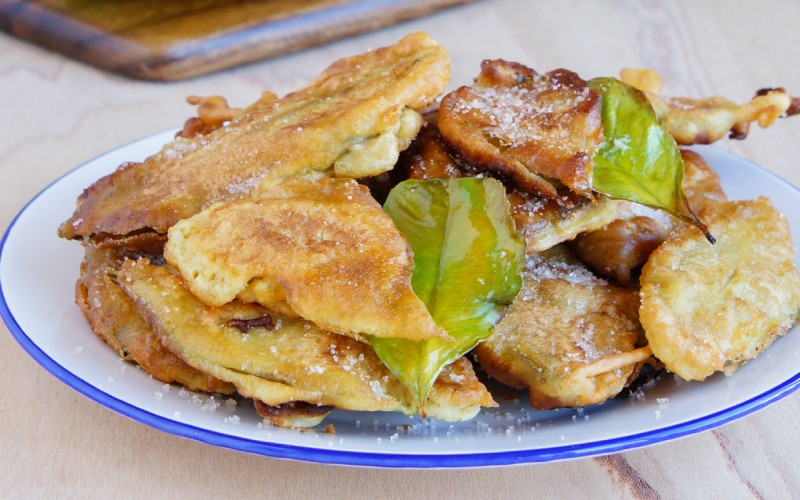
left=254, top=400, right=334, bottom=429
left=437, top=60, right=604, bottom=200
left=59, top=32, right=450, bottom=248
left=679, top=149, right=728, bottom=212
left=473, top=247, right=652, bottom=409
left=400, top=111, right=475, bottom=181
left=176, top=95, right=245, bottom=138
left=400, top=114, right=623, bottom=254
left=640, top=197, right=800, bottom=381
left=117, top=259, right=494, bottom=425
left=569, top=216, right=669, bottom=285
left=255, top=357, right=493, bottom=428
left=620, top=68, right=796, bottom=144
left=619, top=68, right=663, bottom=94
left=510, top=192, right=622, bottom=253
left=165, top=177, right=449, bottom=342
left=570, top=149, right=728, bottom=284
left=75, top=246, right=234, bottom=393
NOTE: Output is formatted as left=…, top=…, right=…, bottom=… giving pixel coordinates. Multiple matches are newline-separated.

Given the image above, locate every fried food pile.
left=60, top=33, right=800, bottom=429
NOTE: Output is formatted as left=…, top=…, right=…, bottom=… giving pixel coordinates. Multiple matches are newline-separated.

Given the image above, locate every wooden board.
left=0, top=0, right=474, bottom=81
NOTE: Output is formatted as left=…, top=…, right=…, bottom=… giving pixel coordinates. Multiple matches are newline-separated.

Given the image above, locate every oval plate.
left=2, top=130, right=799, bottom=468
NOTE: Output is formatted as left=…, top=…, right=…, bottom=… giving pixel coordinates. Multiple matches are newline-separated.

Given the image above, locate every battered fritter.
left=474, top=247, right=651, bottom=409
left=117, top=259, right=494, bottom=425
left=59, top=32, right=450, bottom=249
left=437, top=60, right=604, bottom=200
left=620, top=68, right=797, bottom=144
left=640, top=197, right=800, bottom=380
left=164, top=177, right=449, bottom=342
left=76, top=246, right=234, bottom=393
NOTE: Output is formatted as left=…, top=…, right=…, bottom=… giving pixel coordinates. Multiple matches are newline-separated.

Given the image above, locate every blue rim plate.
left=2, top=131, right=799, bottom=468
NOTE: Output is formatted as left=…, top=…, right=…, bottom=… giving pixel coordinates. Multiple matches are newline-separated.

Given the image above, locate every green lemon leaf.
left=588, top=77, right=713, bottom=242
left=371, top=177, right=525, bottom=410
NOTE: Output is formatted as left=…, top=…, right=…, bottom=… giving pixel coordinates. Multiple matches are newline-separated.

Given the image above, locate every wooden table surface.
left=2, top=1, right=799, bottom=497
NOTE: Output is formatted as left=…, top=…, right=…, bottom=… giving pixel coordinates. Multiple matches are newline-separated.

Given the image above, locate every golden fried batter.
left=176, top=95, right=245, bottom=138
left=437, top=60, right=604, bottom=200
left=117, top=259, right=493, bottom=424
left=680, top=149, right=728, bottom=212
left=254, top=400, right=334, bottom=429
left=640, top=197, right=800, bottom=381
left=76, top=246, right=234, bottom=393
left=59, top=32, right=450, bottom=248
left=400, top=111, right=474, bottom=181
left=474, top=247, right=651, bottom=409
left=620, top=68, right=795, bottom=144
left=619, top=68, right=663, bottom=94
left=509, top=192, right=623, bottom=253
left=570, top=216, right=669, bottom=285
left=165, top=177, right=449, bottom=342
left=253, top=353, right=494, bottom=428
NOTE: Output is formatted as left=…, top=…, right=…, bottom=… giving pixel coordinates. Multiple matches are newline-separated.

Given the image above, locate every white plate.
left=2, top=130, right=799, bottom=468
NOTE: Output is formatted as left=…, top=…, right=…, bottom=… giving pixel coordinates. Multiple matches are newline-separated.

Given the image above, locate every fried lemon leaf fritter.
left=569, top=216, right=669, bottom=285
left=640, top=197, right=800, bottom=381
left=165, top=177, right=449, bottom=342
left=620, top=68, right=797, bottom=144
left=116, top=259, right=494, bottom=423
left=59, top=32, right=450, bottom=248
left=76, top=246, right=235, bottom=394
left=437, top=60, right=603, bottom=200
left=510, top=192, right=623, bottom=254
left=474, top=247, right=652, bottom=409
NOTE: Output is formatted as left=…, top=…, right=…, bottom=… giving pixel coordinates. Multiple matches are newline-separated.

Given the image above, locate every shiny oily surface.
left=1, top=131, right=799, bottom=467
